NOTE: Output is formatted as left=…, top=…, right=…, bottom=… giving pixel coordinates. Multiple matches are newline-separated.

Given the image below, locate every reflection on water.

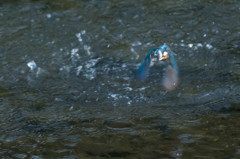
left=0, top=0, right=240, bottom=158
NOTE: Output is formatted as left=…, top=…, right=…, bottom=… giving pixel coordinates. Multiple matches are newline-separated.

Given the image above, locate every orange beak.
left=160, top=56, right=169, bottom=61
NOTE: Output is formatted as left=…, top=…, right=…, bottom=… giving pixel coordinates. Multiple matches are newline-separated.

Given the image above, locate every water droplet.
left=188, top=44, right=193, bottom=48
left=27, top=61, right=37, bottom=71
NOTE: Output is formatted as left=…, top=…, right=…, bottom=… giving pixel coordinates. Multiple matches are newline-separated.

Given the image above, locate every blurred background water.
left=0, top=0, right=240, bottom=158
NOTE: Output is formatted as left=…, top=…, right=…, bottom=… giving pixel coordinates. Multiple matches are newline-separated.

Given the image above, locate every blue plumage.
left=137, top=45, right=178, bottom=82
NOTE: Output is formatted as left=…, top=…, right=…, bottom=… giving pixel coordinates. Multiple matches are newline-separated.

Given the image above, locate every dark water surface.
left=1, top=0, right=240, bottom=158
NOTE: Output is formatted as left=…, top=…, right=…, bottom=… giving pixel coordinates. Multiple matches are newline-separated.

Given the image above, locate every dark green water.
left=0, top=0, right=240, bottom=158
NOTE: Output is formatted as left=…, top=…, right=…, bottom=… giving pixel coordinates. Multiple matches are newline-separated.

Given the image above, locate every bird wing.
left=137, top=48, right=157, bottom=80
left=168, top=50, right=178, bottom=75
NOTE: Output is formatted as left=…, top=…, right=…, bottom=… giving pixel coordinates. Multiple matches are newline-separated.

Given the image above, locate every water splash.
left=27, top=61, right=37, bottom=71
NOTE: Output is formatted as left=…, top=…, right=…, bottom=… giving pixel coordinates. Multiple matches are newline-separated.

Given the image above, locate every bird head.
left=150, top=45, right=170, bottom=62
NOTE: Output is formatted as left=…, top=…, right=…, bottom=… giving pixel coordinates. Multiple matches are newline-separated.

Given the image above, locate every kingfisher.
left=137, top=44, right=179, bottom=90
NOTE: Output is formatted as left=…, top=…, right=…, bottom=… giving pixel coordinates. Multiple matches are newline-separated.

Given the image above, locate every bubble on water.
left=132, top=41, right=142, bottom=46
left=27, top=60, right=37, bottom=71
left=206, top=44, right=213, bottom=49
left=81, top=30, right=86, bottom=35
left=46, top=13, right=52, bottom=18
left=121, top=64, right=127, bottom=68
left=196, top=43, right=203, bottom=47
left=76, top=33, right=82, bottom=42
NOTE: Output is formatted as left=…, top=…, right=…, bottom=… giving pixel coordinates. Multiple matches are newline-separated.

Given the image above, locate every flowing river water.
left=0, top=0, right=240, bottom=158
